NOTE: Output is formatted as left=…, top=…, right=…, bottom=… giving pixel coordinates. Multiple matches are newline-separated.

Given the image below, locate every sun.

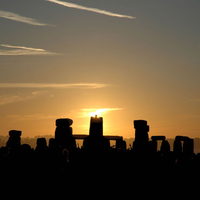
left=81, top=108, right=123, bottom=118
left=89, top=109, right=107, bottom=117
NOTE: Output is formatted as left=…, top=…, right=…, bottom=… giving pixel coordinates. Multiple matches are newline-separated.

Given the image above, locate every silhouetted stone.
left=134, top=120, right=149, bottom=143
left=173, top=139, right=182, bottom=155
left=36, top=138, right=47, bottom=149
left=133, top=120, right=149, bottom=154
left=83, top=115, right=110, bottom=151
left=6, top=130, right=22, bottom=149
left=116, top=139, right=126, bottom=150
left=148, top=140, right=157, bottom=155
left=183, top=138, right=194, bottom=155
left=49, top=138, right=57, bottom=149
left=1, top=116, right=200, bottom=188
left=55, top=118, right=76, bottom=150
left=35, top=138, right=49, bottom=155
left=150, top=136, right=167, bottom=153
left=160, top=140, right=170, bottom=154
left=56, top=118, right=73, bottom=127
left=89, top=115, right=103, bottom=137
left=151, top=136, right=166, bottom=141
left=173, top=136, right=194, bottom=155
left=134, top=120, right=147, bottom=129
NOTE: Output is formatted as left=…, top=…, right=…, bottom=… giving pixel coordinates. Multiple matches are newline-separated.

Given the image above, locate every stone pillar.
left=133, top=120, right=149, bottom=154
left=55, top=118, right=76, bottom=150
left=83, top=115, right=109, bottom=151
left=89, top=115, right=103, bottom=137
left=6, top=130, right=22, bottom=149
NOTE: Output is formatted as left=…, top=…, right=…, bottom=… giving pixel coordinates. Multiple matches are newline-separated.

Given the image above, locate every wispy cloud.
left=0, top=91, right=47, bottom=106
left=0, top=95, right=29, bottom=106
left=0, top=44, right=58, bottom=56
left=0, top=82, right=108, bottom=89
left=0, top=44, right=45, bottom=52
left=0, top=10, right=52, bottom=26
left=46, top=0, right=135, bottom=19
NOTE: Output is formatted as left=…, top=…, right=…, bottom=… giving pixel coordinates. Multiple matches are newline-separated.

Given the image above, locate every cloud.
left=0, top=82, right=108, bottom=89
left=0, top=83, right=108, bottom=106
left=0, top=44, right=45, bottom=52
left=0, top=10, right=52, bottom=26
left=0, top=44, right=58, bottom=56
left=46, top=0, right=135, bottom=19
left=0, top=95, right=27, bottom=106
left=0, top=91, right=47, bottom=106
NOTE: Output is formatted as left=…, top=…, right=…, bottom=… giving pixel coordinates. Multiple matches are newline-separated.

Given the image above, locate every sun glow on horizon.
left=80, top=108, right=123, bottom=118
left=89, top=109, right=107, bottom=117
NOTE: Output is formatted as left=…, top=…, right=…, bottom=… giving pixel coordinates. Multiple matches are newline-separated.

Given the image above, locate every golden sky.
left=0, top=0, right=200, bottom=138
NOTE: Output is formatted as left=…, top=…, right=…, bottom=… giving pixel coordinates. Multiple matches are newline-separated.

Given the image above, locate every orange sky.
left=0, top=0, right=200, bottom=139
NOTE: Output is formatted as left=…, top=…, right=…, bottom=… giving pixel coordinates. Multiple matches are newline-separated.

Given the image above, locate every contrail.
left=46, top=0, right=135, bottom=19
left=0, top=44, right=45, bottom=52
left=0, top=44, right=58, bottom=56
left=0, top=83, right=108, bottom=89
left=0, top=10, right=51, bottom=26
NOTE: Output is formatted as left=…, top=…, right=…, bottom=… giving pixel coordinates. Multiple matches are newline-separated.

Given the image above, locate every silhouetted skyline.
left=1, top=117, right=198, bottom=153
left=1, top=117, right=200, bottom=190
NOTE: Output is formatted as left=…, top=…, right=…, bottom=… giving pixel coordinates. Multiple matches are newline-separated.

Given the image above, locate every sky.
left=0, top=0, right=200, bottom=139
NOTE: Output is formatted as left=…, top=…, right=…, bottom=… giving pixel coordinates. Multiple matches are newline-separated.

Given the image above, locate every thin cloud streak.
left=0, top=83, right=108, bottom=89
left=0, top=44, right=58, bottom=56
left=0, top=91, right=47, bottom=106
left=46, top=0, right=135, bottom=19
left=0, top=10, right=51, bottom=26
left=0, top=44, right=45, bottom=52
